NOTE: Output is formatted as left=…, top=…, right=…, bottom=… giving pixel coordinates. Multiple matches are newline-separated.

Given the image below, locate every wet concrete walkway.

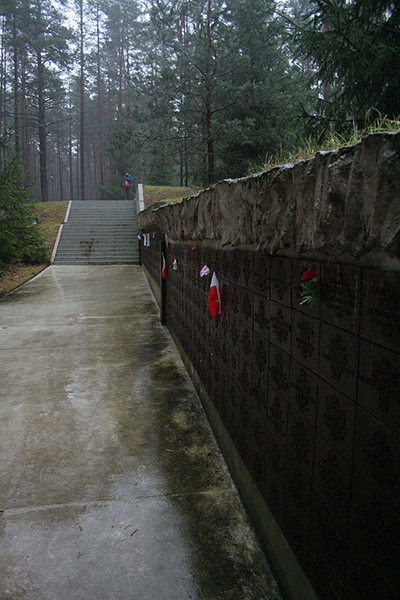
left=0, top=266, right=282, bottom=600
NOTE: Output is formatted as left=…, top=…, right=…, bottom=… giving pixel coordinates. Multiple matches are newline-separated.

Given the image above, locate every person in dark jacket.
left=123, top=172, right=133, bottom=200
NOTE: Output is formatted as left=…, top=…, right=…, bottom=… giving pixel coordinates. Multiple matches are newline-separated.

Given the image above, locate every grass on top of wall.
left=250, top=116, right=400, bottom=174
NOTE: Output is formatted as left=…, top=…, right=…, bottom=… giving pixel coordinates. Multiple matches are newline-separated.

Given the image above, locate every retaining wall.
left=138, top=132, right=400, bottom=600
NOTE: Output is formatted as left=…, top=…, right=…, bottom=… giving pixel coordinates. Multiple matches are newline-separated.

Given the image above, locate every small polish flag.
left=165, top=233, right=170, bottom=252
left=200, top=265, right=210, bottom=277
left=162, top=252, right=167, bottom=279
left=208, top=272, right=221, bottom=318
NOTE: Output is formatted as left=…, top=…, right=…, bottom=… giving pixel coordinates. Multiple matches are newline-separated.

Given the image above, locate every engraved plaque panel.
left=252, top=332, right=269, bottom=379
left=239, top=322, right=253, bottom=363
left=358, top=339, right=400, bottom=434
left=283, top=501, right=310, bottom=569
left=240, top=250, right=254, bottom=290
left=251, top=370, right=268, bottom=419
left=319, top=323, right=359, bottom=399
left=226, top=282, right=240, bottom=317
left=292, top=259, right=321, bottom=318
left=347, top=471, right=400, bottom=595
left=228, top=345, right=239, bottom=380
left=353, top=407, right=400, bottom=512
left=270, top=256, right=292, bottom=306
left=285, top=463, right=312, bottom=516
left=321, top=263, right=361, bottom=334
left=316, top=380, right=356, bottom=459
left=269, top=345, right=290, bottom=400
left=239, top=287, right=254, bottom=328
left=286, top=406, right=316, bottom=480
left=308, top=541, right=344, bottom=600
left=268, top=387, right=288, bottom=439
left=253, top=292, right=270, bottom=340
left=360, top=269, right=400, bottom=353
left=270, top=301, right=292, bottom=354
left=249, top=442, right=266, bottom=493
left=228, top=315, right=240, bottom=348
left=264, top=467, right=284, bottom=526
left=313, top=434, right=351, bottom=531
left=266, top=418, right=286, bottom=486
left=289, top=359, right=318, bottom=426
left=253, top=252, right=270, bottom=297
left=250, top=405, right=267, bottom=453
left=344, top=545, right=398, bottom=600
left=310, top=487, right=347, bottom=580
left=238, top=357, right=252, bottom=399
left=291, top=311, right=320, bottom=373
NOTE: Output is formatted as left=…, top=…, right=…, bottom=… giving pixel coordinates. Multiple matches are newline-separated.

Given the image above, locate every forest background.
left=0, top=0, right=399, bottom=205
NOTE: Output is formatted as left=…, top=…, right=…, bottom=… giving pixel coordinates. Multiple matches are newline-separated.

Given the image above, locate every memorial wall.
left=138, top=132, right=400, bottom=600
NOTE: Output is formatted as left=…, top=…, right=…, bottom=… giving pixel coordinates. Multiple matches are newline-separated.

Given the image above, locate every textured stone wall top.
left=138, top=131, right=400, bottom=267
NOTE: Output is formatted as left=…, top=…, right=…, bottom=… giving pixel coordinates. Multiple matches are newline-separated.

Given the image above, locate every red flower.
left=301, top=269, right=317, bottom=282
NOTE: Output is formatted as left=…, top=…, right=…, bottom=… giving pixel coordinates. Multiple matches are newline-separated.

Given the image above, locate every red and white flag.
left=208, top=272, right=221, bottom=318
left=165, top=233, right=170, bottom=252
left=162, top=252, right=167, bottom=279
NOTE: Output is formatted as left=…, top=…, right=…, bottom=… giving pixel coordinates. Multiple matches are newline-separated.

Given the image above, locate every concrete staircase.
left=52, top=201, right=139, bottom=265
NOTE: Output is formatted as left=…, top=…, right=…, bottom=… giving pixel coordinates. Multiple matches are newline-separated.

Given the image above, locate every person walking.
left=123, top=172, right=133, bottom=200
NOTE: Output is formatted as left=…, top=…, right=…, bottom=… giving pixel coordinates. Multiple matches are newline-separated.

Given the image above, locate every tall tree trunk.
left=79, top=0, right=85, bottom=200
left=69, top=111, right=74, bottom=200
left=95, top=0, right=104, bottom=186
left=37, top=50, right=48, bottom=202
left=12, top=13, right=19, bottom=156
left=205, top=0, right=214, bottom=185
left=21, top=51, right=29, bottom=172
left=57, top=126, right=64, bottom=202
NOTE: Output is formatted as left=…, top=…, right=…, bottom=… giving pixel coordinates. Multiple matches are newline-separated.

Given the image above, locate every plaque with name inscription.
left=313, top=434, right=352, bottom=531
left=239, top=287, right=253, bottom=328
left=316, top=380, right=356, bottom=459
left=292, top=259, right=321, bottom=318
left=320, top=264, right=361, bottom=334
left=319, top=322, right=359, bottom=399
left=249, top=442, right=266, bottom=493
left=270, top=256, right=292, bottom=306
left=269, top=345, right=291, bottom=400
left=268, top=387, right=288, bottom=438
left=291, top=311, right=320, bottom=373
left=289, top=359, right=318, bottom=426
left=353, top=407, right=400, bottom=512
left=358, top=339, right=400, bottom=434
left=264, top=467, right=284, bottom=526
left=308, top=541, right=344, bottom=600
left=360, top=269, right=400, bottom=353
left=282, top=500, right=310, bottom=569
left=285, top=463, right=312, bottom=515
left=286, top=406, right=316, bottom=480
left=252, top=332, right=269, bottom=379
left=253, top=252, right=270, bottom=297
left=310, top=487, right=347, bottom=580
left=347, top=471, right=400, bottom=594
left=253, top=293, right=270, bottom=340
left=344, top=545, right=398, bottom=600
left=266, top=418, right=286, bottom=486
left=239, top=322, right=253, bottom=362
left=250, top=405, right=267, bottom=452
left=270, top=301, right=292, bottom=354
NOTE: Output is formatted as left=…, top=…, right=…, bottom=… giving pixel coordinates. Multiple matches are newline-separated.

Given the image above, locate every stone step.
left=53, top=200, right=139, bottom=265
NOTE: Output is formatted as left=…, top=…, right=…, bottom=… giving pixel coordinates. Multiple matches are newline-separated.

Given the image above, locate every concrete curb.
left=50, top=224, right=64, bottom=264
left=0, top=265, right=50, bottom=301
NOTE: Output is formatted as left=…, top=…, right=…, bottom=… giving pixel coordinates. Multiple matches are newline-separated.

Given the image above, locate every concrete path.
left=0, top=266, right=282, bottom=600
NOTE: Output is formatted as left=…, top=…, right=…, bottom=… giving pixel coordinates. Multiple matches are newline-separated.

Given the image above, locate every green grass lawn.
left=143, top=185, right=198, bottom=208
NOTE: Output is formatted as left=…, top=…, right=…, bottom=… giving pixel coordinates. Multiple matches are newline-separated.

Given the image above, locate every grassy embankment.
left=0, top=186, right=197, bottom=295
left=0, top=201, right=68, bottom=295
